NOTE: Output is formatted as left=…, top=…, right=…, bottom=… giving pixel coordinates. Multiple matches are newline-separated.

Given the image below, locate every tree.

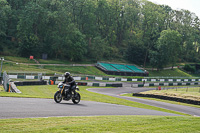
left=0, top=0, right=10, bottom=36
left=0, top=0, right=11, bottom=53
left=125, top=31, right=145, bottom=64
left=88, top=36, right=109, bottom=61
left=1, top=0, right=200, bottom=65
left=150, top=29, right=182, bottom=70
left=149, top=50, right=161, bottom=70
left=17, top=1, right=48, bottom=57
left=140, top=1, right=167, bottom=67
left=65, top=28, right=87, bottom=61
left=170, top=9, right=199, bottom=62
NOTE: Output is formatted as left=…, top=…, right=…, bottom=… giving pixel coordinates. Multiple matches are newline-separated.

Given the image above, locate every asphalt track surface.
left=0, top=96, right=181, bottom=119
left=0, top=85, right=199, bottom=119
left=88, top=87, right=200, bottom=116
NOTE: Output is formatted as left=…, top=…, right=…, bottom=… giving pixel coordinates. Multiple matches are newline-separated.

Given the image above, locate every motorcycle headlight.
left=59, top=85, right=63, bottom=88
left=58, top=82, right=63, bottom=88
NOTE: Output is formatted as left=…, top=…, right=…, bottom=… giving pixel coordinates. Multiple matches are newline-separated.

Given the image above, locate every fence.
left=3, top=71, right=9, bottom=92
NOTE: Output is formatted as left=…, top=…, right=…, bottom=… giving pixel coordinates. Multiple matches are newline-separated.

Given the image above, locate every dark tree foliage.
left=0, top=0, right=200, bottom=65
left=184, top=64, right=196, bottom=73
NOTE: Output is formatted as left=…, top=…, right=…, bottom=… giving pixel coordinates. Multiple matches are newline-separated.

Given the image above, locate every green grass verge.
left=0, top=116, right=199, bottom=133
left=0, top=85, right=187, bottom=116
left=0, top=85, right=56, bottom=99
left=149, top=68, right=192, bottom=77
left=4, top=56, right=94, bottom=64
left=0, top=86, right=3, bottom=92
left=38, top=58, right=94, bottom=64
left=43, top=66, right=107, bottom=76
left=3, top=61, right=59, bottom=74
left=4, top=56, right=36, bottom=64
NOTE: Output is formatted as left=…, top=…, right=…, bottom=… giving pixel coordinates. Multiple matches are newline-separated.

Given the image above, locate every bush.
left=183, top=64, right=196, bottom=73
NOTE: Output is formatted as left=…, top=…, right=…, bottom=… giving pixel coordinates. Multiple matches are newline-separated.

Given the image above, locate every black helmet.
left=64, top=72, right=70, bottom=78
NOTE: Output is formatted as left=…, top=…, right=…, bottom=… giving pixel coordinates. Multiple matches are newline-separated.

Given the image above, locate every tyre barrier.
left=9, top=82, right=21, bottom=93
left=14, top=80, right=47, bottom=86
left=133, top=93, right=200, bottom=105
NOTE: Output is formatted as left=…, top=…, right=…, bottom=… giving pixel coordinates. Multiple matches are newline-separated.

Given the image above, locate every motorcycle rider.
left=62, top=72, right=76, bottom=93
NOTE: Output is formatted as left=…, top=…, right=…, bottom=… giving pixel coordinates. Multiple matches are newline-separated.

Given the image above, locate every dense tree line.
left=0, top=0, right=200, bottom=70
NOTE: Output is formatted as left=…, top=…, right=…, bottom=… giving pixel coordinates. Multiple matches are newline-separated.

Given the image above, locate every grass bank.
left=2, top=56, right=194, bottom=77
left=4, top=56, right=94, bottom=64
left=0, top=85, right=187, bottom=116
left=43, top=65, right=107, bottom=76
left=149, top=68, right=192, bottom=77
left=2, top=61, right=59, bottom=74
left=0, top=116, right=199, bottom=133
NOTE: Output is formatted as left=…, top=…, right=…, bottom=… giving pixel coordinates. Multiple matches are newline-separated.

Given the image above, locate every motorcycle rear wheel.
left=54, top=91, right=62, bottom=103
left=72, top=93, right=81, bottom=104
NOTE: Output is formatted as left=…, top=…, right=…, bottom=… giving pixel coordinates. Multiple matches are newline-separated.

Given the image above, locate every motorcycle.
left=54, top=82, right=81, bottom=104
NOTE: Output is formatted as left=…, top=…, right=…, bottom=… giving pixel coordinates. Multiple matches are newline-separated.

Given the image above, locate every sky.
left=148, top=0, right=200, bottom=18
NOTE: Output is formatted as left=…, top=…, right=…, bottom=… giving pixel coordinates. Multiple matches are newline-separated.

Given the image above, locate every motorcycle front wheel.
left=72, top=93, right=81, bottom=104
left=54, top=91, right=62, bottom=103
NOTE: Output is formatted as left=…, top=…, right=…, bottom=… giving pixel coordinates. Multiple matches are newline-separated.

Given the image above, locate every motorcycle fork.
left=61, top=86, right=65, bottom=94
left=72, top=91, right=76, bottom=97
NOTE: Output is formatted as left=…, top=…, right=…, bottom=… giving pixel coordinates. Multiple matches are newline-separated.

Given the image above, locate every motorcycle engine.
left=64, top=86, right=72, bottom=100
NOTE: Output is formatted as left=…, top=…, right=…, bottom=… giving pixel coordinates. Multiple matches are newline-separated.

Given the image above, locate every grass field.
left=2, top=56, right=194, bottom=77
left=0, top=116, right=200, bottom=133
left=2, top=61, right=59, bottom=74
left=4, top=60, right=193, bottom=77
left=43, top=65, right=107, bottom=76
left=4, top=56, right=36, bottom=64
left=148, top=68, right=192, bottom=77
left=4, top=56, right=94, bottom=64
